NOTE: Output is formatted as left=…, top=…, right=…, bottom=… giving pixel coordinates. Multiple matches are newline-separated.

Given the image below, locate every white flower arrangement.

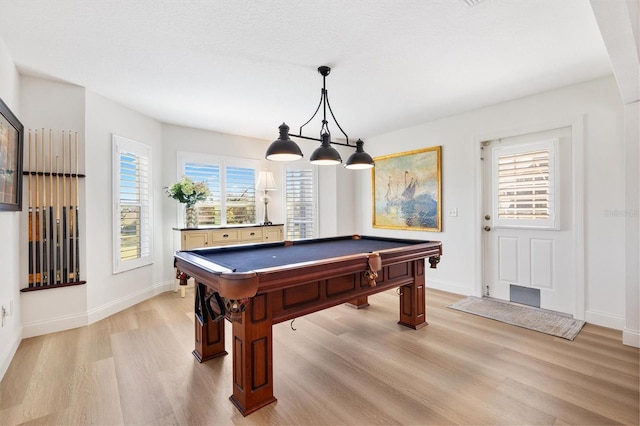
left=166, top=176, right=210, bottom=207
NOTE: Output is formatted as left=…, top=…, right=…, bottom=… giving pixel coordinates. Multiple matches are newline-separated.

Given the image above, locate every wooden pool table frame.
left=174, top=235, right=442, bottom=416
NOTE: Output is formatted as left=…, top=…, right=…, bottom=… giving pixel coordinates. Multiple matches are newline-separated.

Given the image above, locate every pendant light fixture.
left=265, top=66, right=374, bottom=169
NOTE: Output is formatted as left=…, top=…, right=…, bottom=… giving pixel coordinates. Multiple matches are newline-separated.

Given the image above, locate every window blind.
left=497, top=149, right=551, bottom=220
left=285, top=169, right=315, bottom=239
left=185, top=162, right=221, bottom=226
left=225, top=166, right=256, bottom=224
left=113, top=135, right=153, bottom=273
left=182, top=157, right=257, bottom=226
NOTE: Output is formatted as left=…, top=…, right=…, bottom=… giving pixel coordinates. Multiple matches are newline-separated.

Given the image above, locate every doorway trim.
left=474, top=116, right=585, bottom=320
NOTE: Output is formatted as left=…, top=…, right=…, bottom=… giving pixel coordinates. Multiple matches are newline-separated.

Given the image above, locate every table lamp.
left=256, top=171, right=277, bottom=225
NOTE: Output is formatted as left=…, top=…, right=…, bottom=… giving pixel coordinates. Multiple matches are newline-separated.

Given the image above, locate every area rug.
left=448, top=296, right=585, bottom=340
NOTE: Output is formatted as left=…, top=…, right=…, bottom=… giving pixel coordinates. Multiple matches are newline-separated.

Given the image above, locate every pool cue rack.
left=21, top=128, right=86, bottom=292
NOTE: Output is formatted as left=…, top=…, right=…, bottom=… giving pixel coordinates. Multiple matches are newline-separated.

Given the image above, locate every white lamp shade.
left=256, top=171, right=277, bottom=191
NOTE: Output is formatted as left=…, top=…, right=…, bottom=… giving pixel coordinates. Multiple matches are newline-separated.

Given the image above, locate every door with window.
left=482, top=126, right=574, bottom=315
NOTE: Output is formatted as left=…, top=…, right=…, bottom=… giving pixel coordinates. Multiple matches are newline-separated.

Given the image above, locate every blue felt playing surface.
left=195, top=238, right=413, bottom=272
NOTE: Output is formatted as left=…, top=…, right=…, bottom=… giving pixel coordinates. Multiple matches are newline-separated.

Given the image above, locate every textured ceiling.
left=0, top=0, right=612, bottom=144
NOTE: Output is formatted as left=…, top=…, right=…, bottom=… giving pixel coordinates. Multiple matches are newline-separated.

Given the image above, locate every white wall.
left=355, top=76, right=629, bottom=331
left=623, top=101, right=639, bottom=346
left=84, top=91, right=165, bottom=323
left=317, top=149, right=358, bottom=238
left=0, top=36, right=23, bottom=380
left=13, top=78, right=166, bottom=337
left=18, top=76, right=88, bottom=337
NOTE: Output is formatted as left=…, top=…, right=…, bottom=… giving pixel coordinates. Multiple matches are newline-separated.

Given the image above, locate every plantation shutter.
left=113, top=135, right=153, bottom=273
left=497, top=150, right=550, bottom=219
left=178, top=153, right=259, bottom=226
left=225, top=166, right=256, bottom=224
left=492, top=139, right=558, bottom=229
left=184, top=162, right=221, bottom=225
left=285, top=168, right=315, bottom=239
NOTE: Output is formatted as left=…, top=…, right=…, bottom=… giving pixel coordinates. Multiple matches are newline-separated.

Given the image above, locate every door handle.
left=484, top=226, right=491, bottom=232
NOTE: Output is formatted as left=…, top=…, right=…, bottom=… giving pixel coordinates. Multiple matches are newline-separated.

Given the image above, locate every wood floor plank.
left=0, top=287, right=637, bottom=425
left=110, top=326, right=181, bottom=424
left=67, top=357, right=124, bottom=425
left=493, top=348, right=639, bottom=425
left=17, top=328, right=81, bottom=421
left=16, top=357, right=124, bottom=426
left=0, top=337, right=43, bottom=410
left=274, top=321, right=456, bottom=425
left=496, top=378, right=623, bottom=425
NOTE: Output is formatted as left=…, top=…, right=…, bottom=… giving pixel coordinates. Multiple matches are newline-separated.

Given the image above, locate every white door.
left=481, top=126, right=575, bottom=315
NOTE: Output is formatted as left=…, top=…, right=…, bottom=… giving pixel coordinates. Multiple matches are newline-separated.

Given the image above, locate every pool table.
left=174, top=235, right=442, bottom=416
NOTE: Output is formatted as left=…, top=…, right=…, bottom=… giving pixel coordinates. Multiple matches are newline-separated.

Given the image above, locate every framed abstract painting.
left=372, top=146, right=441, bottom=231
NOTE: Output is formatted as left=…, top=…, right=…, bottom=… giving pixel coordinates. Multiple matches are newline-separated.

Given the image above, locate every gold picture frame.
left=372, top=146, right=441, bottom=231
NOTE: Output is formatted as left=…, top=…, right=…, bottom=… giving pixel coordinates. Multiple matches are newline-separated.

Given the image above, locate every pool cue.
left=41, top=130, right=48, bottom=286
left=34, top=131, right=41, bottom=286
left=61, top=131, right=68, bottom=282
left=74, top=132, right=80, bottom=282
left=28, top=130, right=33, bottom=287
left=55, top=156, right=61, bottom=284
left=48, top=130, right=55, bottom=285
left=68, top=133, right=74, bottom=281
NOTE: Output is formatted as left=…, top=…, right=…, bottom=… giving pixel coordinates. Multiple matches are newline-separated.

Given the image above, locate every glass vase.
left=185, top=205, right=198, bottom=228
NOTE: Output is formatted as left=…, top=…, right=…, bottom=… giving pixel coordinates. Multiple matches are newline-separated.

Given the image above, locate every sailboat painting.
left=372, top=146, right=441, bottom=231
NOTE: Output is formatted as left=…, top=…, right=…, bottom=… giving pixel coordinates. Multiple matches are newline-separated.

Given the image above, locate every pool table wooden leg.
left=193, top=283, right=227, bottom=362
left=192, top=314, right=227, bottom=362
left=397, top=259, right=428, bottom=329
left=229, top=293, right=277, bottom=416
left=346, top=296, right=370, bottom=309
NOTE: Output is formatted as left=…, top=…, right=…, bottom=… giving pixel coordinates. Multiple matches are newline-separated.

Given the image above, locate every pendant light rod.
left=290, top=66, right=351, bottom=146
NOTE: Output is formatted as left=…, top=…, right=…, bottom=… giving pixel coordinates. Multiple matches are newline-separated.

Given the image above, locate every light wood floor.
left=1, top=288, right=638, bottom=425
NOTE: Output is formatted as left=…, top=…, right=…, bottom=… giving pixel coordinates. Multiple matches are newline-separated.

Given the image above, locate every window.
left=113, top=135, right=153, bottom=273
left=184, top=161, right=221, bottom=225
left=179, top=153, right=258, bottom=226
left=225, top=166, right=256, bottom=224
left=285, top=165, right=316, bottom=239
left=492, top=138, right=558, bottom=229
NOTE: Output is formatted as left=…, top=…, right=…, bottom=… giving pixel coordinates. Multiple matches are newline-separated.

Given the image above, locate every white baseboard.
left=623, top=328, right=640, bottom=348
left=22, top=311, right=89, bottom=339
left=87, top=281, right=173, bottom=324
left=427, top=278, right=479, bottom=297
left=22, top=281, right=174, bottom=339
left=0, top=332, right=21, bottom=381
left=585, top=309, right=625, bottom=330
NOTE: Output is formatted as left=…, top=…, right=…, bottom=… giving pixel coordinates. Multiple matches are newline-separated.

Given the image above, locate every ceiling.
left=0, top=0, right=612, bottom=144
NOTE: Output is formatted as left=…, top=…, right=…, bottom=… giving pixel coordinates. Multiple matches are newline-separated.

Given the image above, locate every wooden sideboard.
left=175, top=224, right=283, bottom=250
left=172, top=224, right=284, bottom=296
